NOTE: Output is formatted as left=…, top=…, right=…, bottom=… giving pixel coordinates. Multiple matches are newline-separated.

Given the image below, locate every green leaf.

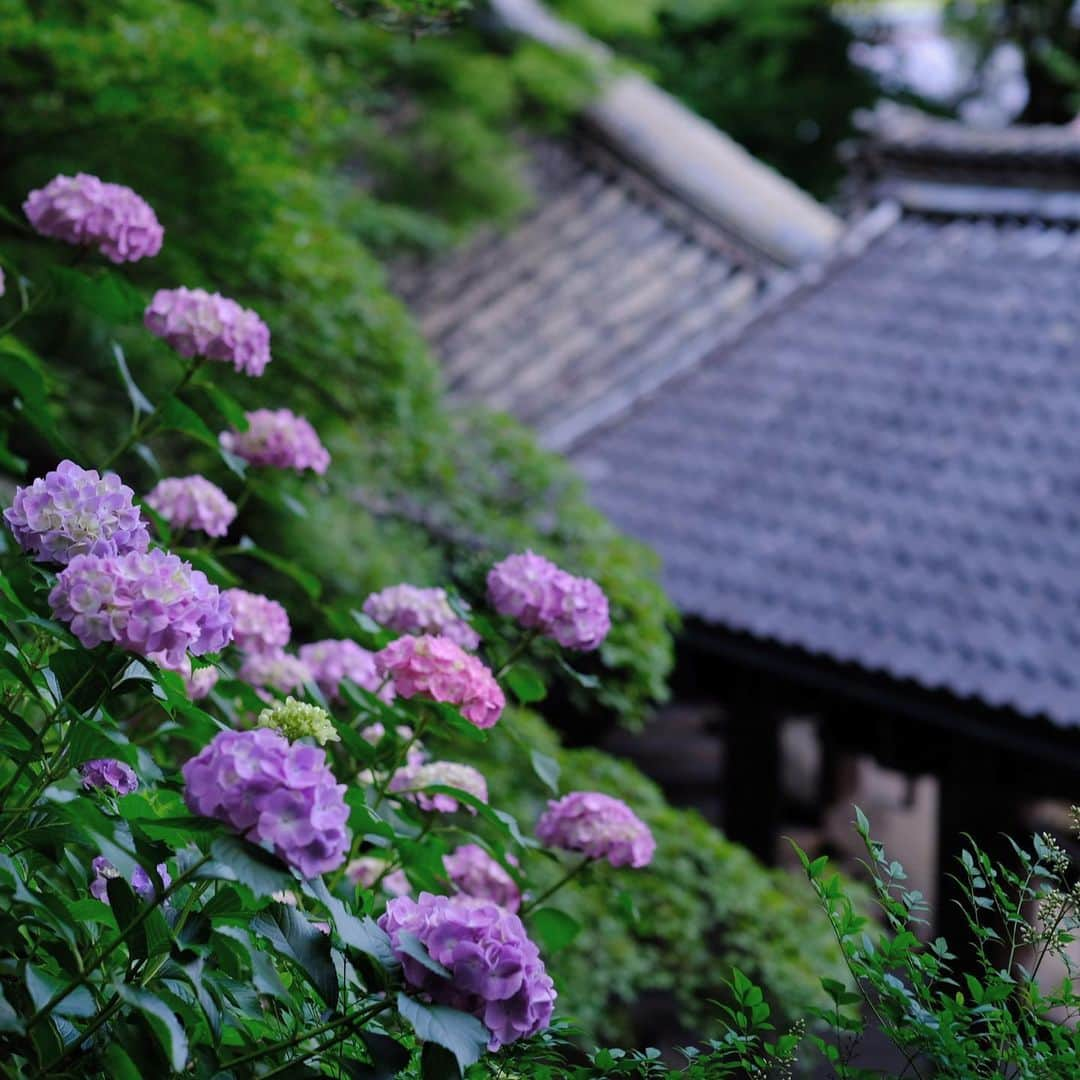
left=0, top=985, right=24, bottom=1034
left=157, top=397, right=218, bottom=448
left=505, top=663, right=546, bottom=704
left=25, top=964, right=94, bottom=1019
left=209, top=835, right=295, bottom=899
left=197, top=382, right=249, bottom=430
left=252, top=904, right=338, bottom=1007
left=529, top=907, right=580, bottom=954
left=529, top=749, right=560, bottom=794
left=396, top=992, right=488, bottom=1074
left=116, top=985, right=189, bottom=1072
left=112, top=342, right=152, bottom=416
left=305, top=877, right=397, bottom=968
left=359, top=1032, right=411, bottom=1080
left=396, top=931, right=451, bottom=978
left=421, top=1042, right=462, bottom=1080
left=234, top=536, right=321, bottom=599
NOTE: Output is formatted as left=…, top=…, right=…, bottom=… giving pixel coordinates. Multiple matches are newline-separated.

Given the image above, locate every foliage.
left=550, top=0, right=879, bottom=197
left=795, top=807, right=1080, bottom=1078
left=0, top=0, right=672, bottom=732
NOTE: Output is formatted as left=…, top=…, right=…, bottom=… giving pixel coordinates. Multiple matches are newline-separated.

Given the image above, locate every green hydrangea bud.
left=258, top=696, right=339, bottom=746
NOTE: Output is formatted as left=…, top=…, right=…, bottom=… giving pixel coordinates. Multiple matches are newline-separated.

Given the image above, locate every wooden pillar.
left=723, top=683, right=782, bottom=864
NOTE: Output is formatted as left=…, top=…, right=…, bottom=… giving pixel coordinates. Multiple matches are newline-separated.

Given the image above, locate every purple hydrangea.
left=345, top=857, right=412, bottom=897
left=0, top=267, right=5, bottom=297
left=380, top=892, right=556, bottom=1050
left=389, top=760, right=488, bottom=814
left=298, top=639, right=392, bottom=702
left=182, top=728, right=349, bottom=878
left=90, top=856, right=171, bottom=903
left=223, top=589, right=291, bottom=655
left=80, top=758, right=138, bottom=796
left=49, top=549, right=233, bottom=668
left=362, top=585, right=480, bottom=650
left=374, top=635, right=504, bottom=729
left=144, top=287, right=271, bottom=376
left=219, top=409, right=330, bottom=475
left=23, top=173, right=163, bottom=263
left=444, top=844, right=521, bottom=913
left=4, top=460, right=150, bottom=565
left=239, top=649, right=311, bottom=695
left=145, top=476, right=237, bottom=538
left=487, top=552, right=610, bottom=651
left=535, top=792, right=655, bottom=868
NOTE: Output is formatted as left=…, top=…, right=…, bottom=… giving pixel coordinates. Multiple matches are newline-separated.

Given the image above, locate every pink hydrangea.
left=536, top=792, right=655, bottom=868
left=182, top=728, right=349, bottom=878
left=219, top=409, right=330, bottom=475
left=345, top=857, right=412, bottom=897
left=144, top=287, right=271, bottom=376
left=362, top=584, right=480, bottom=650
left=0, top=267, right=5, bottom=297
left=223, top=589, right=291, bottom=654
left=444, top=844, right=521, bottom=913
left=239, top=649, right=311, bottom=695
left=5, top=460, right=150, bottom=565
left=80, top=758, right=138, bottom=796
left=389, top=760, right=488, bottom=814
left=374, top=635, right=504, bottom=729
left=145, top=475, right=237, bottom=538
left=49, top=549, right=233, bottom=668
left=298, top=639, right=391, bottom=702
left=90, top=856, right=171, bottom=903
left=380, top=892, right=556, bottom=1050
left=487, top=551, right=610, bottom=651
left=23, top=173, right=163, bottom=263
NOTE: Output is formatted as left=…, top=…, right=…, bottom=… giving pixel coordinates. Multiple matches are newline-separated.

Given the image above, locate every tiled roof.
left=395, top=138, right=774, bottom=450
left=573, top=207, right=1080, bottom=726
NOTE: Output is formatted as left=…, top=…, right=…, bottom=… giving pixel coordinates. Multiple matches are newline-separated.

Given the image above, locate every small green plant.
left=794, top=807, right=1080, bottom=1078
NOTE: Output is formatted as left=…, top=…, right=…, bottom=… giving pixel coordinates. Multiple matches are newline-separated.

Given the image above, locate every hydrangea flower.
left=535, top=792, right=655, bottom=868
left=145, top=476, right=237, bottom=538
left=90, top=856, right=171, bottom=904
left=389, top=760, right=488, bottom=814
left=182, top=728, right=349, bottom=878
left=380, top=892, right=556, bottom=1049
left=223, top=589, right=291, bottom=655
left=4, top=460, right=150, bottom=565
left=219, top=409, right=330, bottom=475
left=144, top=287, right=271, bottom=376
left=0, top=267, right=5, bottom=297
left=184, top=663, right=220, bottom=701
left=487, top=552, right=610, bottom=652
left=345, top=857, right=412, bottom=897
left=374, top=635, right=504, bottom=729
left=24, top=173, right=164, bottom=263
left=259, top=697, right=338, bottom=746
left=240, top=649, right=311, bottom=695
left=49, top=549, right=233, bottom=668
left=298, top=639, right=391, bottom=702
left=444, top=844, right=521, bottom=913
left=362, top=585, right=480, bottom=650
left=80, top=758, right=138, bottom=796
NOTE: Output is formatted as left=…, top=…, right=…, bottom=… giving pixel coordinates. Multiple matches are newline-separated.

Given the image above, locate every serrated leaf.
left=158, top=397, right=218, bottom=448
left=252, top=904, right=338, bottom=1007
left=209, top=835, right=295, bottom=899
left=116, top=985, right=188, bottom=1071
left=25, top=964, right=94, bottom=1019
left=397, top=992, right=488, bottom=1073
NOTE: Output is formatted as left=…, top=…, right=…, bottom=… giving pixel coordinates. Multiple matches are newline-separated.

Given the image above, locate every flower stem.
left=521, top=855, right=591, bottom=915
left=494, top=631, right=537, bottom=679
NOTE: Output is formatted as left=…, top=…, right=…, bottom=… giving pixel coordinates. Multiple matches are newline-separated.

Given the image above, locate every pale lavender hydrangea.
left=239, top=649, right=311, bottom=695
left=298, top=639, right=392, bottom=702
left=182, top=728, right=349, bottom=878
left=144, top=287, right=271, bottom=376
left=374, top=635, right=504, bottom=729
left=224, top=589, right=291, bottom=655
left=389, top=760, right=488, bottom=814
left=49, top=549, right=233, bottom=668
left=0, top=267, right=5, bottom=297
left=535, top=792, right=655, bottom=868
left=145, top=476, right=237, bottom=538
left=380, top=892, right=556, bottom=1050
left=80, top=758, right=138, bottom=796
left=362, top=585, right=480, bottom=650
left=345, top=857, right=412, bottom=897
left=90, top=856, right=171, bottom=903
left=4, top=460, right=150, bottom=565
left=24, top=173, right=163, bottom=263
left=487, top=551, right=610, bottom=652
left=444, top=844, right=521, bottom=913
left=219, top=409, right=330, bottom=475
left=184, top=664, right=220, bottom=701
